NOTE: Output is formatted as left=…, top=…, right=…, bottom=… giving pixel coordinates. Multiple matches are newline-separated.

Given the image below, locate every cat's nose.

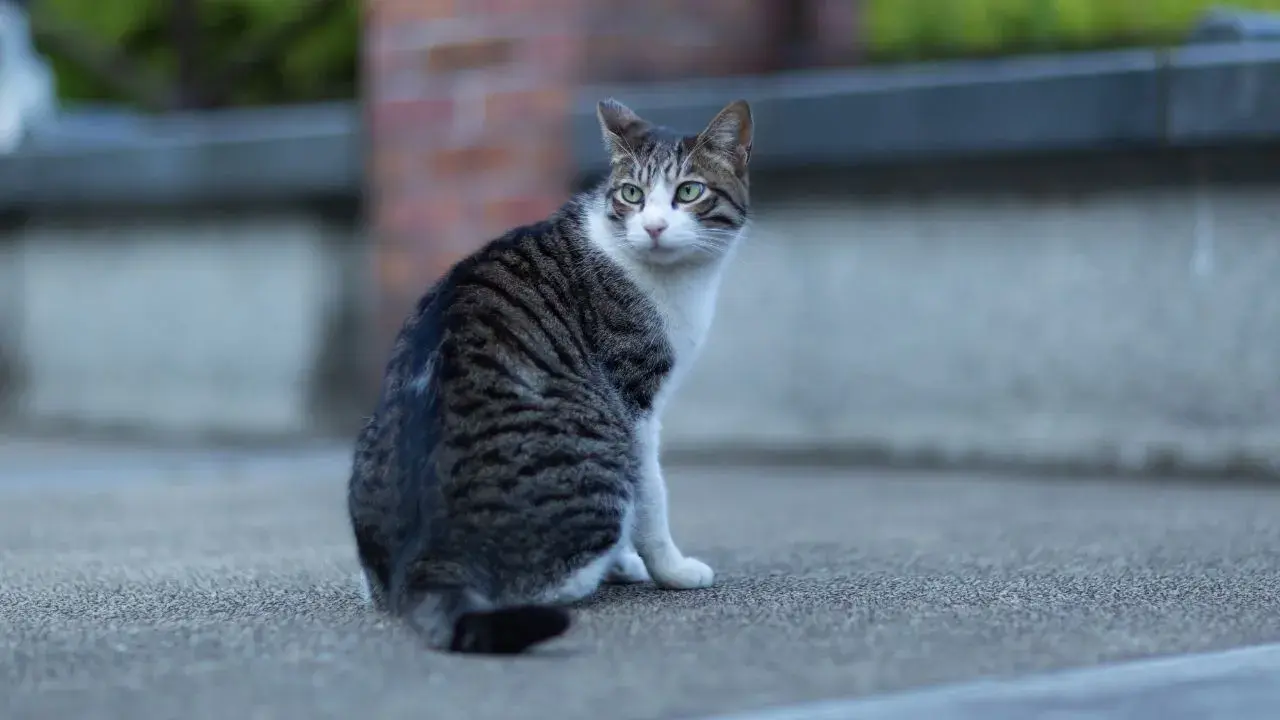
left=644, top=220, right=668, bottom=241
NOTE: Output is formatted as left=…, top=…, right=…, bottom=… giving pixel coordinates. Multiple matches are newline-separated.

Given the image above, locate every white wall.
left=1, top=211, right=363, bottom=438
left=2, top=172, right=1278, bottom=475
left=667, top=179, right=1280, bottom=474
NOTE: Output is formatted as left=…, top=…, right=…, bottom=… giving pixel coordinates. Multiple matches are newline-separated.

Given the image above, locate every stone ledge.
left=2, top=44, right=1278, bottom=210
left=572, top=43, right=1280, bottom=174
left=0, top=103, right=361, bottom=211
left=664, top=438, right=1280, bottom=482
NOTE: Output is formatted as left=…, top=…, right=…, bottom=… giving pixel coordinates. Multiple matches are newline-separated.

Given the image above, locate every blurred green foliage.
left=32, top=1, right=1280, bottom=107
left=865, top=0, right=1280, bottom=61
left=37, top=0, right=358, bottom=107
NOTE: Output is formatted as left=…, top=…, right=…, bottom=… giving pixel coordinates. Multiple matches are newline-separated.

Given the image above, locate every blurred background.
left=0, top=0, right=1278, bottom=477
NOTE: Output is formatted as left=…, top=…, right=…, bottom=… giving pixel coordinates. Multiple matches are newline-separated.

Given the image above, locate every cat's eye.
left=675, top=182, right=706, bottom=203
left=618, top=184, right=644, bottom=204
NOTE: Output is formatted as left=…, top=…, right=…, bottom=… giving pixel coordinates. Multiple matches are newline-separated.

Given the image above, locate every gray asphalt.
left=3, top=438, right=1280, bottom=720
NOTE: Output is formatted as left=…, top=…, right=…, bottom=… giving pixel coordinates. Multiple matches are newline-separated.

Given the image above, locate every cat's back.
left=439, top=219, right=590, bottom=343
left=347, top=218, right=599, bottom=550
left=375, top=218, right=589, bottom=394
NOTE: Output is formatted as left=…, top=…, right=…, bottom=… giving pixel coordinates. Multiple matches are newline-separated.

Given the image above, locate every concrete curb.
left=664, top=439, right=1280, bottom=482
left=693, top=643, right=1280, bottom=720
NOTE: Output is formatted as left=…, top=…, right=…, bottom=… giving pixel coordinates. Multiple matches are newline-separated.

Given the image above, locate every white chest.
left=650, top=270, right=718, bottom=367
left=635, top=263, right=724, bottom=414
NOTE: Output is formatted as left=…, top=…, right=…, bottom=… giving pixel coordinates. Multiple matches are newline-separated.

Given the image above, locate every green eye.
left=675, top=182, right=706, bottom=203
left=618, top=184, right=644, bottom=203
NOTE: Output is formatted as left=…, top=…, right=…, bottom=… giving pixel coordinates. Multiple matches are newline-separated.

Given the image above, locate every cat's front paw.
left=605, top=549, right=651, bottom=584
left=650, top=556, right=714, bottom=590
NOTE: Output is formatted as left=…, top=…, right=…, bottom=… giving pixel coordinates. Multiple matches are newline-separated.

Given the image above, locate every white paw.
left=605, top=549, right=651, bottom=584
left=357, top=572, right=373, bottom=605
left=650, top=556, right=714, bottom=590
left=357, top=570, right=387, bottom=611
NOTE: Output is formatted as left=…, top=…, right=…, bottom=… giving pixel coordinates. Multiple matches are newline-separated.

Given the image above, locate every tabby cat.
left=347, top=97, right=753, bottom=654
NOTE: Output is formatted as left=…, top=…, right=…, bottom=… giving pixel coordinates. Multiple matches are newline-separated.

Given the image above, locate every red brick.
left=466, top=0, right=582, bottom=19
left=812, top=0, right=863, bottom=66
left=369, top=98, right=455, bottom=139
left=462, top=0, right=528, bottom=16
left=483, top=88, right=569, bottom=127
left=376, top=188, right=468, bottom=239
left=371, top=147, right=438, bottom=197
left=522, top=34, right=585, bottom=78
left=369, top=0, right=457, bottom=25
left=374, top=238, right=418, bottom=301
left=420, top=245, right=473, bottom=284
left=482, top=194, right=565, bottom=236
left=529, top=139, right=569, bottom=175
left=426, top=38, right=515, bottom=73
left=370, top=149, right=412, bottom=195
left=430, top=143, right=519, bottom=178
left=366, top=0, right=588, bottom=371
left=579, top=0, right=773, bottom=81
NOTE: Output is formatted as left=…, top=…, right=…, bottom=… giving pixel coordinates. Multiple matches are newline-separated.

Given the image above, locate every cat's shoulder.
left=405, top=221, right=552, bottom=306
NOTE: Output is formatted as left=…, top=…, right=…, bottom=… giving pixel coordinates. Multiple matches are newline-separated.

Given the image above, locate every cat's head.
left=594, top=98, right=753, bottom=266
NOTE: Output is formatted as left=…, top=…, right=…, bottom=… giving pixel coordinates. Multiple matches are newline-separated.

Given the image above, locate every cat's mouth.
left=642, top=243, right=693, bottom=265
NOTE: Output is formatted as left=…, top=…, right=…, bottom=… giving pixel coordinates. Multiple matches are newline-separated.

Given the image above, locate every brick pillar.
left=365, top=0, right=586, bottom=372
left=812, top=0, right=865, bottom=67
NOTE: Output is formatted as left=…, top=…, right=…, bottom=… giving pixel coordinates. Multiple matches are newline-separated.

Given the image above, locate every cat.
left=346, top=97, right=753, bottom=654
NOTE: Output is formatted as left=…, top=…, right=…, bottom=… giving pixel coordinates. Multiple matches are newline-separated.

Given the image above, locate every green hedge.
left=37, top=0, right=358, bottom=107
left=865, top=0, right=1280, bottom=62
left=33, top=1, right=1280, bottom=107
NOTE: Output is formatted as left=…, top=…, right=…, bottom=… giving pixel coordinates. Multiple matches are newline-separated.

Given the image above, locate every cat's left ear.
left=699, top=99, right=753, bottom=176
left=597, top=98, right=650, bottom=160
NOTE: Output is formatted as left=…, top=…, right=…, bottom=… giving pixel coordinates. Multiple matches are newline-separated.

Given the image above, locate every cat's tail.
left=402, top=585, right=571, bottom=655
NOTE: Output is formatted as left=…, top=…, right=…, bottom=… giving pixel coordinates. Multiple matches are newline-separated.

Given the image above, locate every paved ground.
left=3, top=438, right=1280, bottom=720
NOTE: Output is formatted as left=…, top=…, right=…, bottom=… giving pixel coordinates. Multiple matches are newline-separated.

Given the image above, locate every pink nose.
left=644, top=220, right=668, bottom=241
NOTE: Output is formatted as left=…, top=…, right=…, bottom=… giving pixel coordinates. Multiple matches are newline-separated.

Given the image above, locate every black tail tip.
left=451, top=605, right=572, bottom=655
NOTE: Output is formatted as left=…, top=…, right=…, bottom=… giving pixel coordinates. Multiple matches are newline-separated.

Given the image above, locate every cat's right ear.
left=698, top=99, right=753, bottom=176
left=596, top=98, right=649, bottom=160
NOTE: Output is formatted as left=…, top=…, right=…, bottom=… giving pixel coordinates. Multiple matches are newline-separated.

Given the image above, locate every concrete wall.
left=2, top=148, right=1278, bottom=477
left=1, top=148, right=1276, bottom=477
left=0, top=207, right=369, bottom=440
left=666, top=151, right=1280, bottom=475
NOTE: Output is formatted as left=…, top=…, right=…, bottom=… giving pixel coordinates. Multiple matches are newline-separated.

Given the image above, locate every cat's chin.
left=642, top=245, right=691, bottom=265
left=630, top=243, right=711, bottom=267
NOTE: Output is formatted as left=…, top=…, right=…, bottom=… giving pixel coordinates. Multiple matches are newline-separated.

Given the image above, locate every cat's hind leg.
left=357, top=571, right=373, bottom=604
left=604, top=542, right=651, bottom=584
left=396, top=561, right=570, bottom=654
left=543, top=550, right=616, bottom=605
left=357, top=567, right=389, bottom=610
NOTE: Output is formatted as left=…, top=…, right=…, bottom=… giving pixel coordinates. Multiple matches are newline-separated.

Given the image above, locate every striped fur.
left=347, top=99, right=753, bottom=654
